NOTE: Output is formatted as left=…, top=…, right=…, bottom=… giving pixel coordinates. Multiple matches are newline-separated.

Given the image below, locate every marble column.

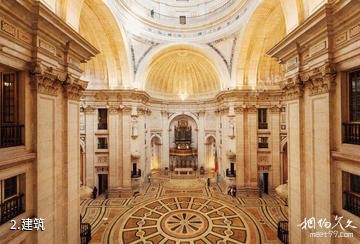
left=108, top=106, right=121, bottom=189
left=122, top=109, right=131, bottom=188
left=63, top=81, right=86, bottom=244
left=235, top=107, right=245, bottom=188
left=270, top=106, right=281, bottom=189
left=84, top=106, right=96, bottom=187
left=198, top=111, right=205, bottom=168
left=247, top=106, right=258, bottom=187
left=161, top=111, right=170, bottom=169
left=33, top=77, right=60, bottom=244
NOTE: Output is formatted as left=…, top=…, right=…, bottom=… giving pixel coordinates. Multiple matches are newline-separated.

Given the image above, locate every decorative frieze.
left=0, top=19, right=16, bottom=37
left=309, top=39, right=327, bottom=56
left=335, top=23, right=360, bottom=46
left=349, top=24, right=360, bottom=38
left=286, top=56, right=298, bottom=72
left=38, top=38, right=56, bottom=55
left=0, top=18, right=32, bottom=44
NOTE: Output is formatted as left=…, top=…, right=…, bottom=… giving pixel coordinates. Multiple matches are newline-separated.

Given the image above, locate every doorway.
left=282, top=142, right=288, bottom=184
left=98, top=174, right=108, bottom=195
left=260, top=173, right=269, bottom=194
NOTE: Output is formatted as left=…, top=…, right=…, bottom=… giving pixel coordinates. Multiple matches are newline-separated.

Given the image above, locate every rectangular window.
left=179, top=16, right=187, bottom=25
left=1, top=72, right=17, bottom=123
left=0, top=174, right=25, bottom=224
left=343, top=172, right=360, bottom=217
left=258, top=137, right=268, bottom=148
left=0, top=71, right=24, bottom=148
left=98, top=137, right=108, bottom=149
left=343, top=70, right=360, bottom=145
left=4, top=176, right=17, bottom=200
left=350, top=71, right=360, bottom=122
left=98, top=109, right=108, bottom=130
left=258, top=109, right=268, bottom=129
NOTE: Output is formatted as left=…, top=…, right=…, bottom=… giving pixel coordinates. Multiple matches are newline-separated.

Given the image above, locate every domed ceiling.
left=145, top=46, right=221, bottom=100
left=109, top=0, right=253, bottom=42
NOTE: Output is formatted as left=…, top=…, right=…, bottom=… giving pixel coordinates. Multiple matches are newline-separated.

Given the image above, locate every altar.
left=169, top=119, right=198, bottom=171
left=174, top=167, right=193, bottom=175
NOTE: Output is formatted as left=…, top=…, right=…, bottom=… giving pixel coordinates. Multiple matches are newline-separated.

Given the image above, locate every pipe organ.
left=169, top=119, right=198, bottom=170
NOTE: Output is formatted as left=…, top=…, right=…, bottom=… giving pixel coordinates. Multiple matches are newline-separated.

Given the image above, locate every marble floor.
left=80, top=177, right=288, bottom=244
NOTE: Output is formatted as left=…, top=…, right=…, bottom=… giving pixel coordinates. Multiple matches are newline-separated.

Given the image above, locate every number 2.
left=10, top=220, right=17, bottom=230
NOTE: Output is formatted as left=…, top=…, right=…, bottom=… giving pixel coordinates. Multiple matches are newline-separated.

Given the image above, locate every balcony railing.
left=343, top=123, right=360, bottom=145
left=80, top=223, right=91, bottom=244
left=0, top=124, right=24, bottom=148
left=277, top=221, right=289, bottom=244
left=226, top=168, right=236, bottom=177
left=97, top=143, right=108, bottom=149
left=344, top=191, right=360, bottom=217
left=258, top=122, right=268, bottom=130
left=258, top=142, right=269, bottom=149
left=0, top=194, right=25, bottom=224
left=131, top=169, right=141, bottom=178
left=97, top=123, right=107, bottom=130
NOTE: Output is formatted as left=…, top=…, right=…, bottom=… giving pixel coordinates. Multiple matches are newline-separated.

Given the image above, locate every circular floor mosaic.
left=109, top=196, right=259, bottom=243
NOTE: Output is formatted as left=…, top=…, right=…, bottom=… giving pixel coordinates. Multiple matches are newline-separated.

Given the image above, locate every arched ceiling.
left=234, top=0, right=286, bottom=89
left=78, top=0, right=130, bottom=89
left=145, top=46, right=221, bottom=100
left=37, top=0, right=330, bottom=96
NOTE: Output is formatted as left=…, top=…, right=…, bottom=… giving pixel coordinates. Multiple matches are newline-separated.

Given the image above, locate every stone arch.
left=167, top=113, right=199, bottom=131
left=204, top=134, right=216, bottom=144
left=150, top=134, right=163, bottom=145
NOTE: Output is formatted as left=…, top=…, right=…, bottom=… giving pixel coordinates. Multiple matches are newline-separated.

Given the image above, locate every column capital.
left=280, top=75, right=304, bottom=101
left=235, top=106, right=246, bottom=114
left=269, top=105, right=281, bottom=113
left=30, top=63, right=62, bottom=96
left=63, top=75, right=88, bottom=101
left=300, top=63, right=336, bottom=96
left=109, top=106, right=120, bottom=114
left=247, top=105, right=257, bottom=113
left=84, top=105, right=96, bottom=113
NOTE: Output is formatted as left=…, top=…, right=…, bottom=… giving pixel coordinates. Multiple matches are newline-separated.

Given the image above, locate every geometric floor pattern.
left=81, top=178, right=288, bottom=244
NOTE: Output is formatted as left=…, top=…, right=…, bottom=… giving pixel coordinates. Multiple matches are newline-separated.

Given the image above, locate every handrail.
left=343, top=123, right=360, bottom=145
left=0, top=124, right=24, bottom=148
left=344, top=191, right=360, bottom=217
left=277, top=221, right=289, bottom=244
left=0, top=194, right=25, bottom=224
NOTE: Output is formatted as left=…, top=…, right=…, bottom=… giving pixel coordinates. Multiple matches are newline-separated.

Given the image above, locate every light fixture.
left=4, top=81, right=12, bottom=87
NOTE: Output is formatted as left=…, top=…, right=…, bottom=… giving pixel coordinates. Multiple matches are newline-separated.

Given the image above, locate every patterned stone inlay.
left=117, top=196, right=251, bottom=243
left=161, top=210, right=208, bottom=239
